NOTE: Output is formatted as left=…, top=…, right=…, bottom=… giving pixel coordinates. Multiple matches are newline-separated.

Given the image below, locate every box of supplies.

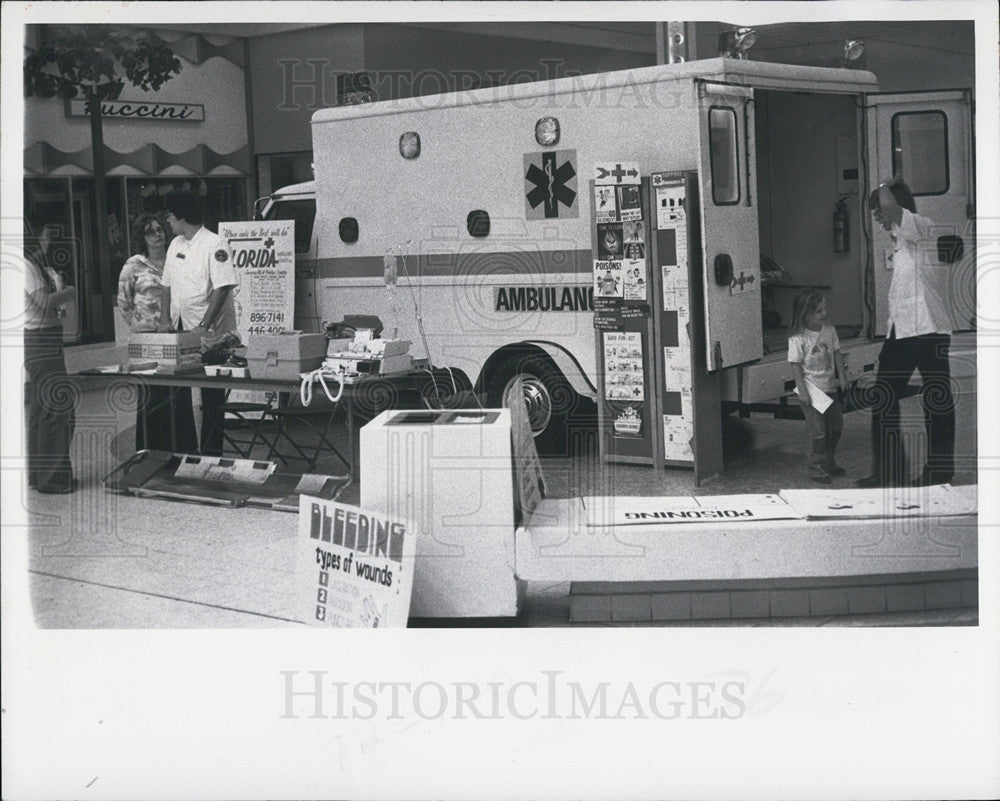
left=126, top=331, right=203, bottom=373
left=246, top=332, right=327, bottom=379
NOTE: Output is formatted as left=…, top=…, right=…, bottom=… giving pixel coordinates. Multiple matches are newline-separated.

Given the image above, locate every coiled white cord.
left=300, top=368, right=344, bottom=406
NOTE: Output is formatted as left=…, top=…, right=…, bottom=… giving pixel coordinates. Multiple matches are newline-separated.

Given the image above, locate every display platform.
left=104, top=450, right=350, bottom=511
left=516, top=487, right=977, bottom=622
left=516, top=487, right=977, bottom=584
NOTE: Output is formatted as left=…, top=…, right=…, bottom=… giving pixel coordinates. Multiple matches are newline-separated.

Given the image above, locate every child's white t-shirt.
left=787, top=323, right=840, bottom=392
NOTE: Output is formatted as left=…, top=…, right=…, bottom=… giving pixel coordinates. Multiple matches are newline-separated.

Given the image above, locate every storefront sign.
left=296, top=498, right=416, bottom=627
left=66, top=98, right=205, bottom=122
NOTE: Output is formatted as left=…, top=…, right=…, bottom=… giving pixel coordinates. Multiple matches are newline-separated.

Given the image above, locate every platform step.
left=569, top=570, right=977, bottom=623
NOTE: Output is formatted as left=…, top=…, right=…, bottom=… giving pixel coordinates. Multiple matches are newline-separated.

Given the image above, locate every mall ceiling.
left=151, top=20, right=974, bottom=58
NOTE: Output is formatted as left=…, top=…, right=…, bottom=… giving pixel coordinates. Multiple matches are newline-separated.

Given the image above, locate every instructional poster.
left=219, top=220, right=296, bottom=340
left=612, top=403, right=643, bottom=437
left=594, top=260, right=624, bottom=297
left=295, top=497, right=416, bottom=628
left=655, top=182, right=687, bottom=229
left=594, top=184, right=618, bottom=222
left=617, top=183, right=642, bottom=221
left=603, top=331, right=645, bottom=402
left=623, top=259, right=647, bottom=301
left=597, top=222, right=624, bottom=259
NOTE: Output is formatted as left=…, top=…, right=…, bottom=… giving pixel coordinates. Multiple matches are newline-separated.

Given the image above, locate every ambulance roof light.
left=718, top=27, right=756, bottom=60
left=844, top=40, right=866, bottom=68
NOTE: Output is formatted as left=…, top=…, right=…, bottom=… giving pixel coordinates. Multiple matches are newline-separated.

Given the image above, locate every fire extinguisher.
left=833, top=199, right=849, bottom=253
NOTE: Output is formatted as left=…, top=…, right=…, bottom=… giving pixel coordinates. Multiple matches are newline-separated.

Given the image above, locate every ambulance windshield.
left=264, top=198, right=316, bottom=254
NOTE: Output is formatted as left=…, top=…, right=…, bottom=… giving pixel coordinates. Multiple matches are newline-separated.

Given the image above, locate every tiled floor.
left=18, top=334, right=979, bottom=628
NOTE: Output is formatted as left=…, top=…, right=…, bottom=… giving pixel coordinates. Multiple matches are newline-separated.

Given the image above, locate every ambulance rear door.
left=696, top=81, right=763, bottom=371
left=866, top=90, right=975, bottom=333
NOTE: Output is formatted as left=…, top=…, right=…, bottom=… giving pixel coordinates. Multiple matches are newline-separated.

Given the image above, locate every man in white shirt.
left=857, top=178, right=955, bottom=488
left=158, top=191, right=237, bottom=455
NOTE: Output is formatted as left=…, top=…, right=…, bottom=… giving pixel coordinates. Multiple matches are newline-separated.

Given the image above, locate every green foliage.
left=24, top=25, right=182, bottom=101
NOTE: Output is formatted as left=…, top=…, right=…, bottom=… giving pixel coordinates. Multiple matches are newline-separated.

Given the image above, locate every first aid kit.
left=126, top=331, right=203, bottom=374
left=245, top=332, right=327, bottom=380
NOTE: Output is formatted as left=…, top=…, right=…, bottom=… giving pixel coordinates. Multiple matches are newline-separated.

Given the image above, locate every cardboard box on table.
left=360, top=408, right=520, bottom=618
left=126, top=331, right=203, bottom=373
left=245, top=332, right=327, bottom=380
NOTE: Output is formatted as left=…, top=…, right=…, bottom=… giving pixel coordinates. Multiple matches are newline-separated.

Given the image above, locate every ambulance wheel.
left=486, top=355, right=573, bottom=453
left=417, top=367, right=474, bottom=409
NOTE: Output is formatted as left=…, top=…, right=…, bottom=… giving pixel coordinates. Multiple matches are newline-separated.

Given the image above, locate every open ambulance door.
left=866, top=90, right=975, bottom=334
left=696, top=82, right=763, bottom=372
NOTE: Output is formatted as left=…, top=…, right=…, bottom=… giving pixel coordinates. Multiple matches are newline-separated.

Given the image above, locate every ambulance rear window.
left=265, top=198, right=316, bottom=254
left=891, top=111, right=949, bottom=196
left=708, top=106, right=740, bottom=205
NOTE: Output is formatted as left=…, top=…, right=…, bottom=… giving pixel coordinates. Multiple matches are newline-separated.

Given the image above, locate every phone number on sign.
left=246, top=325, right=288, bottom=335
left=249, top=312, right=286, bottom=323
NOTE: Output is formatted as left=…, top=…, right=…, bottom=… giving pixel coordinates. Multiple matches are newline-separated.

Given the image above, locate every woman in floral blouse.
left=118, top=213, right=168, bottom=330
left=118, top=213, right=197, bottom=452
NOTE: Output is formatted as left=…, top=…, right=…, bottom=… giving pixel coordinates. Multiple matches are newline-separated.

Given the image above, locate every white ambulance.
left=257, top=58, right=974, bottom=451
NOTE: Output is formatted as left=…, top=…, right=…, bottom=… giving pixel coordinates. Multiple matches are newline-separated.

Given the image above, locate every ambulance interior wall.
left=754, top=90, right=864, bottom=334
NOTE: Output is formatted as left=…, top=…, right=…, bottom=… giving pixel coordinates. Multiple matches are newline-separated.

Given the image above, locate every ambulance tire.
left=486, top=355, right=575, bottom=454
left=417, top=367, right=475, bottom=409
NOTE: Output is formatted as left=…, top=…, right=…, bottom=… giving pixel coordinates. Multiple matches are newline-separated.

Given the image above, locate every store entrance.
left=24, top=176, right=249, bottom=343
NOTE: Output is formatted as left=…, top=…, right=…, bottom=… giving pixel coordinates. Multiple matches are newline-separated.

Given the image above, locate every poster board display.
left=649, top=172, right=723, bottom=483
left=592, top=168, right=661, bottom=466
left=218, top=220, right=296, bottom=338
left=295, top=497, right=416, bottom=627
left=651, top=173, right=695, bottom=466
left=218, top=220, right=296, bottom=406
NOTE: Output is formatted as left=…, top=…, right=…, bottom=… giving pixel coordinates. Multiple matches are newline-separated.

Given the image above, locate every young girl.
left=788, top=289, right=849, bottom=483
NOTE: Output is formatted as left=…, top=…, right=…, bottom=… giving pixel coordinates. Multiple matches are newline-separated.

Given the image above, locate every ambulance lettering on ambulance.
left=257, top=59, right=973, bottom=452
left=494, top=286, right=594, bottom=312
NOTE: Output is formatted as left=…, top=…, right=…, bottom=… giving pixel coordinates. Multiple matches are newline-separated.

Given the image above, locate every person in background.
left=118, top=212, right=197, bottom=453
left=158, top=191, right=237, bottom=456
left=857, top=177, right=955, bottom=488
left=22, top=214, right=77, bottom=494
left=788, top=289, right=849, bottom=483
